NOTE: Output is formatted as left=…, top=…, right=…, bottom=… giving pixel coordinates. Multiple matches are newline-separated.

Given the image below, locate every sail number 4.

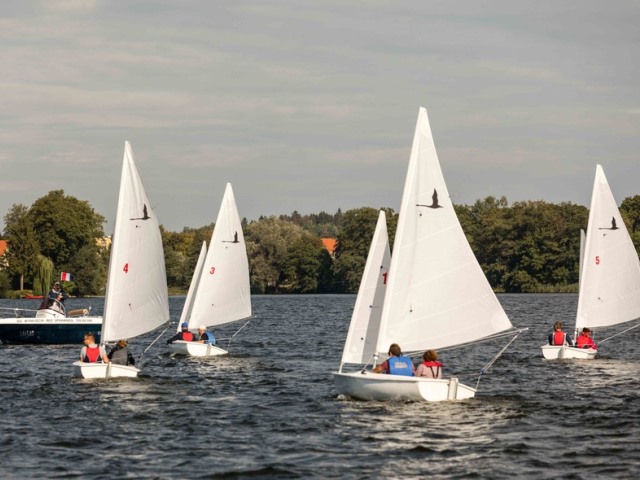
left=123, top=263, right=129, bottom=273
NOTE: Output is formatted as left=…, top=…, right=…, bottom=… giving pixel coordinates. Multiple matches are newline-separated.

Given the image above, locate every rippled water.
left=1, top=294, right=639, bottom=478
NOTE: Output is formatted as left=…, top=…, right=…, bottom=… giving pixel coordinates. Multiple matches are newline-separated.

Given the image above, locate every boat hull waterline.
left=540, top=345, right=597, bottom=360
left=333, top=371, right=476, bottom=402
left=72, top=361, right=140, bottom=379
left=0, top=317, right=102, bottom=344
left=168, top=340, right=228, bottom=357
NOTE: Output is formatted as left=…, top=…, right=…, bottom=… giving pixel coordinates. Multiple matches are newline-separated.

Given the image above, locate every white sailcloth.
left=376, top=107, right=512, bottom=354
left=101, top=141, right=170, bottom=342
left=575, top=164, right=640, bottom=331
left=340, top=210, right=391, bottom=365
left=177, top=241, right=207, bottom=332
left=186, top=183, right=251, bottom=329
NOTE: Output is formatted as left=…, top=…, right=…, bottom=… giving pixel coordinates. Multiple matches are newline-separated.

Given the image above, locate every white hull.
left=72, top=361, right=140, bottom=379
left=168, top=340, right=228, bottom=357
left=333, top=371, right=476, bottom=402
left=541, top=345, right=597, bottom=360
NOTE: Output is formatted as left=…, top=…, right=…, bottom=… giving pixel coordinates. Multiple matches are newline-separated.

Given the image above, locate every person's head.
left=423, top=350, right=438, bottom=362
left=181, top=322, right=188, bottom=331
left=117, top=339, right=128, bottom=348
left=83, top=333, right=96, bottom=344
left=388, top=343, right=402, bottom=357
left=554, top=321, right=563, bottom=332
left=198, top=326, right=206, bottom=334
left=581, top=327, right=591, bottom=336
left=53, top=282, right=61, bottom=291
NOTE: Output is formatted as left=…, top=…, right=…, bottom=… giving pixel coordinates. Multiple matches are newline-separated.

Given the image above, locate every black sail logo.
left=417, top=188, right=444, bottom=210
left=130, top=204, right=151, bottom=221
left=598, top=217, right=619, bottom=231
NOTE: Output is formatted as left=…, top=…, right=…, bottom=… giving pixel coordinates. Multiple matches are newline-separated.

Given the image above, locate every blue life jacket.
left=388, top=356, right=414, bottom=376
left=201, top=332, right=216, bottom=345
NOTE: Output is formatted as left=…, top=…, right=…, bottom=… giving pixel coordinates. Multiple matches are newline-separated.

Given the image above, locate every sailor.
left=166, top=323, right=194, bottom=344
left=415, top=350, right=443, bottom=378
left=548, top=321, right=573, bottom=347
left=575, top=328, right=597, bottom=350
left=196, top=326, right=216, bottom=345
left=372, top=343, right=415, bottom=376
left=107, top=339, right=136, bottom=365
left=80, top=333, right=109, bottom=363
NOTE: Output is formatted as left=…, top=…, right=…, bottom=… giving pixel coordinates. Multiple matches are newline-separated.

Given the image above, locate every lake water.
left=1, top=294, right=639, bottom=478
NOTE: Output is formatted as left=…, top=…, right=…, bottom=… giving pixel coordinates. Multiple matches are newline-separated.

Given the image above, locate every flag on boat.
left=60, top=272, right=73, bottom=281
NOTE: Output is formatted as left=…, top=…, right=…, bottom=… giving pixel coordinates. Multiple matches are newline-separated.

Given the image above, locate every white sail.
left=340, top=210, right=391, bottom=365
left=575, top=164, right=640, bottom=331
left=376, top=107, right=512, bottom=354
left=101, top=141, right=170, bottom=342
left=177, top=241, right=207, bottom=332
left=187, top=183, right=251, bottom=329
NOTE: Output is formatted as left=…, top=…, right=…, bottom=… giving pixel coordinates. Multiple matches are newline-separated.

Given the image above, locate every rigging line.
left=402, top=327, right=529, bottom=357
left=475, top=330, right=525, bottom=391
left=138, top=322, right=171, bottom=368
left=226, top=317, right=253, bottom=351
left=598, top=321, right=640, bottom=344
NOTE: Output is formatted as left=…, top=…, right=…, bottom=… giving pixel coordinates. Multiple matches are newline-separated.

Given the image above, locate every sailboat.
left=168, top=183, right=251, bottom=357
left=541, top=165, right=640, bottom=360
left=333, top=107, right=517, bottom=402
left=72, top=141, right=170, bottom=378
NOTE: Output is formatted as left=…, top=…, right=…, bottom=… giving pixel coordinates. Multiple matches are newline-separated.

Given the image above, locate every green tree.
left=32, top=254, right=54, bottom=296
left=333, top=207, right=396, bottom=293
left=285, top=234, right=333, bottom=293
left=4, top=204, right=40, bottom=290
left=67, top=244, right=107, bottom=296
left=0, top=269, right=10, bottom=297
left=244, top=217, right=309, bottom=293
left=28, top=190, right=105, bottom=269
left=621, top=195, right=640, bottom=254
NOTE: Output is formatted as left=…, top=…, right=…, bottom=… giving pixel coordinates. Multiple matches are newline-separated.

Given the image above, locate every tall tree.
left=4, top=204, right=40, bottom=290
left=333, top=207, right=396, bottom=293
left=27, top=190, right=105, bottom=269
left=244, top=217, right=308, bottom=293
left=32, top=254, right=55, bottom=296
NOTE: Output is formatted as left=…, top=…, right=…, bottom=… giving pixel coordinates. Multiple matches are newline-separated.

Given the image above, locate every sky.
left=1, top=1, right=639, bottom=233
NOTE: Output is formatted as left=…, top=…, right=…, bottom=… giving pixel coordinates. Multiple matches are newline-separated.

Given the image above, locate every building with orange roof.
left=321, top=238, right=337, bottom=258
left=0, top=240, right=7, bottom=269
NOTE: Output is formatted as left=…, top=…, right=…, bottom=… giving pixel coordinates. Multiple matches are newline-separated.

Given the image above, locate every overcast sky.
left=1, top=1, right=639, bottom=233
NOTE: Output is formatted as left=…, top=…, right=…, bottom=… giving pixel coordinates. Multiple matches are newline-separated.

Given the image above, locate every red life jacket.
left=552, top=331, right=566, bottom=345
left=576, top=334, right=596, bottom=349
left=182, top=331, right=194, bottom=342
left=84, top=346, right=101, bottom=363
left=422, top=361, right=443, bottom=378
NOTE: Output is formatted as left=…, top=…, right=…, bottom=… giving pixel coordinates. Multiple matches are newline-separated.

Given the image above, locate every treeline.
left=2, top=191, right=640, bottom=297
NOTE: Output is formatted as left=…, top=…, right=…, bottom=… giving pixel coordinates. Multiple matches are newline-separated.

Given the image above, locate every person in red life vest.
left=79, top=333, right=109, bottom=363
left=415, top=349, right=443, bottom=379
left=548, top=321, right=574, bottom=347
left=575, top=327, right=597, bottom=350
left=166, top=322, right=195, bottom=344
left=372, top=343, right=415, bottom=376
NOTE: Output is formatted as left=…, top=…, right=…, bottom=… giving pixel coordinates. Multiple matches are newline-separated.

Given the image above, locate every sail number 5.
left=595, top=256, right=600, bottom=265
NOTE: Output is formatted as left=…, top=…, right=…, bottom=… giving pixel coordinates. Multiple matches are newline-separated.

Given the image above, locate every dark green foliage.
left=27, top=190, right=105, bottom=268
left=3, top=204, right=40, bottom=290
left=66, top=244, right=107, bottom=296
